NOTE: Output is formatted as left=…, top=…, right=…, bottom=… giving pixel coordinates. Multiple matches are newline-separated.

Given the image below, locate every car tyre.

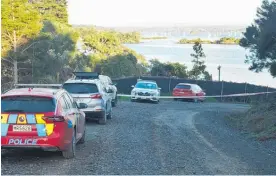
left=153, top=100, right=159, bottom=104
left=98, top=111, right=107, bottom=125
left=107, top=108, right=112, bottom=120
left=78, top=128, right=85, bottom=144
left=112, top=95, right=117, bottom=107
left=62, top=129, right=76, bottom=159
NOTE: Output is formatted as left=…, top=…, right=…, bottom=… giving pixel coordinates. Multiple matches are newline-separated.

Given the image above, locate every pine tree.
left=29, top=0, right=68, bottom=24
left=1, top=0, right=42, bottom=83
left=189, top=42, right=212, bottom=80
left=240, top=0, right=276, bottom=77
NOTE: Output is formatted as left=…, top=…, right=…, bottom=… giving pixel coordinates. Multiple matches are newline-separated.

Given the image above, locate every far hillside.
left=178, top=37, right=241, bottom=45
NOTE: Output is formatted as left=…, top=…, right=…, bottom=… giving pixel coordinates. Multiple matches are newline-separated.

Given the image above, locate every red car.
left=172, top=83, right=206, bottom=102
left=1, top=87, right=87, bottom=158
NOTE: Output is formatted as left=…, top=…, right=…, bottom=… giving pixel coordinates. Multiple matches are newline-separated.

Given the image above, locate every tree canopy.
left=239, top=0, right=276, bottom=77
left=189, top=42, right=212, bottom=80
left=29, top=0, right=68, bottom=24
left=1, top=0, right=42, bottom=55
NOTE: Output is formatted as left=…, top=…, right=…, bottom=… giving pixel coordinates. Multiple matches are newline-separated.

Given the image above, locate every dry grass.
left=227, top=96, right=276, bottom=141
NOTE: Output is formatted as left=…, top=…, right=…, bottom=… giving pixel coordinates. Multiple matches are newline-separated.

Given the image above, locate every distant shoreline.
left=178, top=37, right=240, bottom=45
left=141, top=36, right=167, bottom=40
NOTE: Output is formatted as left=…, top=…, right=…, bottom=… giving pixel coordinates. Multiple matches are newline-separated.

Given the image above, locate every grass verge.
left=226, top=98, right=276, bottom=141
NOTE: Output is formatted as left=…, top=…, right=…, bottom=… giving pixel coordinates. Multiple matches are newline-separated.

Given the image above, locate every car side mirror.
left=78, top=103, right=88, bottom=109
left=131, top=85, right=135, bottom=88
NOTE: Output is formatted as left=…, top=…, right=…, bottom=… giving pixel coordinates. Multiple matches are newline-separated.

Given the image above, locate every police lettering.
left=8, top=139, right=37, bottom=145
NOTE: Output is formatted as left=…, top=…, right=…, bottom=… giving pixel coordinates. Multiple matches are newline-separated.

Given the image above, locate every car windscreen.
left=63, top=83, right=99, bottom=94
left=1, top=96, right=55, bottom=113
left=135, top=82, right=157, bottom=89
left=175, top=85, right=191, bottom=89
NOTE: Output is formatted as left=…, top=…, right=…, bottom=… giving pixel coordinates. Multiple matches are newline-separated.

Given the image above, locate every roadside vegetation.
left=228, top=0, right=276, bottom=141
left=178, top=37, right=240, bottom=45
left=227, top=96, right=276, bottom=141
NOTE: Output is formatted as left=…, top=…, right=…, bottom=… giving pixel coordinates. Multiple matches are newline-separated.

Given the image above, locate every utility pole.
left=217, top=65, right=221, bottom=81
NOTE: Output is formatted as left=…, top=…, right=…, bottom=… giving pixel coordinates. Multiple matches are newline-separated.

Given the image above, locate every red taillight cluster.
left=42, top=116, right=65, bottom=123
left=90, top=93, right=102, bottom=99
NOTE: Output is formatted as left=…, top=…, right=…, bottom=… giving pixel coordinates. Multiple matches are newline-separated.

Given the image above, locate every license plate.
left=13, top=125, right=32, bottom=132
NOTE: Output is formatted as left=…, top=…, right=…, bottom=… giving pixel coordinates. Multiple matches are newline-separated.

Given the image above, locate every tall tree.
left=189, top=42, right=211, bottom=80
left=29, top=0, right=68, bottom=24
left=240, top=0, right=276, bottom=77
left=1, top=0, right=42, bottom=84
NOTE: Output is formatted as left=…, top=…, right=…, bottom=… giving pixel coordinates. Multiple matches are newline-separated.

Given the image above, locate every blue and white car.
left=130, top=80, right=161, bottom=103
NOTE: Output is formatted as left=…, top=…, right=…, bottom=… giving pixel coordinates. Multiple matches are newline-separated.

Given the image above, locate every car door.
left=68, top=93, right=85, bottom=139
left=58, top=95, right=73, bottom=142
left=63, top=93, right=82, bottom=141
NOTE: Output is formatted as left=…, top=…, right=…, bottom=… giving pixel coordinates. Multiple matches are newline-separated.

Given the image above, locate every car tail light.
left=90, top=93, right=102, bottom=99
left=43, top=115, right=65, bottom=122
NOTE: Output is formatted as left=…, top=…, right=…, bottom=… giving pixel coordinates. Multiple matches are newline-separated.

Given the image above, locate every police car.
left=1, top=84, right=87, bottom=159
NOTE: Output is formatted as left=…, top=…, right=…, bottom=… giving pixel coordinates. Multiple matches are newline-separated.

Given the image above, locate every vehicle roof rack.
left=73, top=72, right=99, bottom=80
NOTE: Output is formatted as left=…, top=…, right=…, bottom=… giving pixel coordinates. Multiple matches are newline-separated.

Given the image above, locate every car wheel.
left=78, top=128, right=85, bottom=144
left=153, top=100, right=159, bottom=104
left=98, top=111, right=107, bottom=125
left=107, top=107, right=112, bottom=120
left=62, top=129, right=76, bottom=159
left=112, top=95, right=117, bottom=107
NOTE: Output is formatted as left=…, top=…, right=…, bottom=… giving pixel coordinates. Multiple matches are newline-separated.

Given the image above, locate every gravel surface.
left=2, top=100, right=276, bottom=175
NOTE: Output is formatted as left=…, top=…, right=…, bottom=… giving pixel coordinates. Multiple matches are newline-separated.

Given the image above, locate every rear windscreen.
left=63, top=83, right=99, bottom=94
left=175, top=85, right=191, bottom=89
left=1, top=96, right=55, bottom=113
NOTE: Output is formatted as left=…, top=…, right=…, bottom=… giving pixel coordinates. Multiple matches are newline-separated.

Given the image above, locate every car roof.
left=2, top=88, right=65, bottom=98
left=177, top=83, right=197, bottom=86
left=64, top=79, right=100, bottom=84
left=137, top=81, right=157, bottom=84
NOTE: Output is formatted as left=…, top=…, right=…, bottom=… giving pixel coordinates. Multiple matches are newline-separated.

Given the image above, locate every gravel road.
left=2, top=100, right=276, bottom=175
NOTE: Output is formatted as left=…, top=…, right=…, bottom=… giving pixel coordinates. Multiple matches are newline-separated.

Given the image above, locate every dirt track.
left=2, top=101, right=276, bottom=175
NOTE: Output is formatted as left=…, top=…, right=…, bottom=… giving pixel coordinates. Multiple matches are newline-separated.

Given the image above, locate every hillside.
left=78, top=25, right=246, bottom=38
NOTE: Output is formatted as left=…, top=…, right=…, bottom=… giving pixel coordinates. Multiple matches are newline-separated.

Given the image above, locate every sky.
left=68, top=0, right=262, bottom=27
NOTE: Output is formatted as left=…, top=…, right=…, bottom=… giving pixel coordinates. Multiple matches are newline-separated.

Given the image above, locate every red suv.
left=172, top=83, right=206, bottom=102
left=1, top=87, right=87, bottom=158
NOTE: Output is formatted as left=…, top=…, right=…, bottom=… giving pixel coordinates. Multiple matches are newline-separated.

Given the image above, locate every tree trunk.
left=13, top=30, right=18, bottom=84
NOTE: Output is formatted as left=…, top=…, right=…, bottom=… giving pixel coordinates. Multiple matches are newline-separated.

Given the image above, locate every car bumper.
left=131, top=96, right=159, bottom=101
left=1, top=134, right=69, bottom=151
left=83, top=110, right=105, bottom=119
left=173, top=94, right=205, bottom=100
